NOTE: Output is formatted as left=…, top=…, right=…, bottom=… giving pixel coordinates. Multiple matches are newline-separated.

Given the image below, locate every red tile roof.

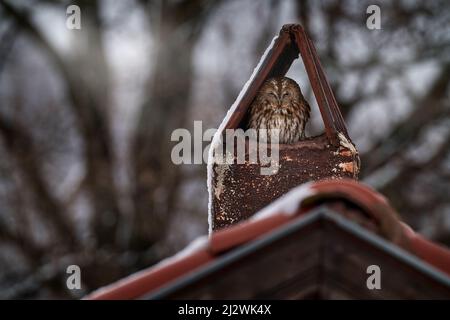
left=85, top=179, right=450, bottom=300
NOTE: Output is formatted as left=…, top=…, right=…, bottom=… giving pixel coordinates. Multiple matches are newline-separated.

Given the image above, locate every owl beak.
left=277, top=99, right=283, bottom=108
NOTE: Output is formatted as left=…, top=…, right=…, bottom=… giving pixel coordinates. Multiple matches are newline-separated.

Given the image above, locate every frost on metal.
left=207, top=36, right=279, bottom=235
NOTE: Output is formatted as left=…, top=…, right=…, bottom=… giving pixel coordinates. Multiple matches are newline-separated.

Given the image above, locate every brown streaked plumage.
left=247, top=76, right=311, bottom=144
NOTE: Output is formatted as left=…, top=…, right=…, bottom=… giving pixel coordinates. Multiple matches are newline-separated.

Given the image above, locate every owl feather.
left=247, top=76, right=311, bottom=144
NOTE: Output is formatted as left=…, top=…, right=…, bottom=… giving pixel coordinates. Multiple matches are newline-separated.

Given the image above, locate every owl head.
left=258, top=76, right=303, bottom=112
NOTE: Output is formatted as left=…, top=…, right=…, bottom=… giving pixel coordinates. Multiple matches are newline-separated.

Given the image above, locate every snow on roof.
left=83, top=235, right=209, bottom=300
left=249, top=182, right=316, bottom=221
left=85, top=179, right=450, bottom=300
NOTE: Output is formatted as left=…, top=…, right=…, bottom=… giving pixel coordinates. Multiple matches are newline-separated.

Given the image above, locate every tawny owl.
left=247, top=76, right=310, bottom=144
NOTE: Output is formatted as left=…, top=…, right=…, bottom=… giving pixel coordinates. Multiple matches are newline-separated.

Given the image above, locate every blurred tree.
left=0, top=0, right=223, bottom=298
left=293, top=0, right=450, bottom=232
left=130, top=0, right=222, bottom=257
left=0, top=0, right=448, bottom=299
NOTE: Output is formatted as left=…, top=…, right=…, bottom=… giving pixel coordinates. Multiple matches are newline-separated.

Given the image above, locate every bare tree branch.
left=0, top=0, right=123, bottom=246
left=361, top=62, right=450, bottom=175
left=0, top=115, right=77, bottom=246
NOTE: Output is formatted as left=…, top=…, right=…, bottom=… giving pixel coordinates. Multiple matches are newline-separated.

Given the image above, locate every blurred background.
left=0, top=0, right=449, bottom=299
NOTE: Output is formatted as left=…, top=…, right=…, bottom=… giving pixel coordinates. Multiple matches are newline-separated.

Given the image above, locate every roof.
left=85, top=179, right=450, bottom=299
left=207, top=24, right=353, bottom=233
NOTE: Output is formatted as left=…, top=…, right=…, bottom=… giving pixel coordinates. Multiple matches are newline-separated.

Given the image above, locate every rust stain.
left=338, top=162, right=354, bottom=173
left=340, top=150, right=353, bottom=157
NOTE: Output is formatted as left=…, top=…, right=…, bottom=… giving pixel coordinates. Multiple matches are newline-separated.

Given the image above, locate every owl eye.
left=283, top=92, right=290, bottom=97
